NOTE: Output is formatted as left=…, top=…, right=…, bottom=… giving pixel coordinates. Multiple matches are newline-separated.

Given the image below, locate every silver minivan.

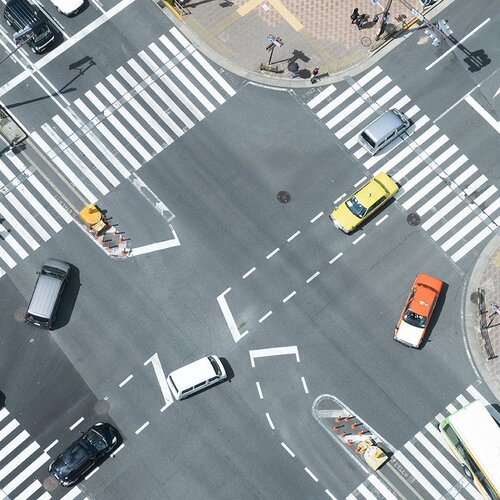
left=358, top=109, right=410, bottom=155
left=25, top=259, right=70, bottom=329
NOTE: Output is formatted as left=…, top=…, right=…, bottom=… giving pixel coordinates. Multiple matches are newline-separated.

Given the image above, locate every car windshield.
left=346, top=196, right=366, bottom=218
left=42, top=266, right=65, bottom=279
left=85, top=429, right=107, bottom=452
left=33, top=26, right=51, bottom=44
left=403, top=310, right=426, bottom=328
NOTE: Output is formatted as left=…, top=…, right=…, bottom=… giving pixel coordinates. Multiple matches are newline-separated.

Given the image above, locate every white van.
left=167, top=356, right=227, bottom=400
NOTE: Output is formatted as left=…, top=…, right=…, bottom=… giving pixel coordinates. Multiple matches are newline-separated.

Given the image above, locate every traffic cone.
left=351, top=422, right=361, bottom=429
left=333, top=425, right=342, bottom=432
left=344, top=416, right=352, bottom=422
left=347, top=439, right=354, bottom=447
left=340, top=432, right=346, bottom=439
left=335, top=417, right=342, bottom=423
left=358, top=430, right=366, bottom=436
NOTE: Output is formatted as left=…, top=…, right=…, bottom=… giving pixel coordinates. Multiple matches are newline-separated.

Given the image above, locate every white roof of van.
left=169, top=357, right=217, bottom=389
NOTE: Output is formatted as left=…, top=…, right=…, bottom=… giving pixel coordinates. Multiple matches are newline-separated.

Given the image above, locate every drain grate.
left=407, top=213, right=421, bottom=226
left=277, top=191, right=291, bottom=203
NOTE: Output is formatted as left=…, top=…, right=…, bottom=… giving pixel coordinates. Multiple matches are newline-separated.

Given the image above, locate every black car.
left=49, top=423, right=119, bottom=486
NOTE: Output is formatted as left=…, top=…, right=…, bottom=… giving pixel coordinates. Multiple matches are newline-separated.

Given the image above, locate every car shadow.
left=53, top=263, right=81, bottom=330
left=419, top=281, right=448, bottom=350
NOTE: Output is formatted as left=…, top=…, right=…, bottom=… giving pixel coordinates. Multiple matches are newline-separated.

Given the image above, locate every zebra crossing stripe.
left=355, top=66, right=384, bottom=87
left=37, top=491, right=52, bottom=499
left=367, top=475, right=398, bottom=500
left=357, top=483, right=378, bottom=499
left=190, top=50, right=236, bottom=97
left=96, top=81, right=164, bottom=154
left=60, top=487, right=81, bottom=499
left=0, top=441, right=39, bottom=481
left=181, top=58, right=226, bottom=105
left=422, top=197, right=461, bottom=231
left=432, top=206, right=472, bottom=241
left=394, top=450, right=441, bottom=498
left=452, top=226, right=494, bottom=262
left=52, top=114, right=120, bottom=187
left=317, top=87, right=355, bottom=120
left=466, top=385, right=490, bottom=405
left=307, top=85, right=335, bottom=109
left=3, top=452, right=50, bottom=495
left=0, top=408, right=9, bottom=422
left=0, top=420, right=18, bottom=442
left=0, top=430, right=29, bottom=462
left=86, top=89, right=153, bottom=162
left=442, top=215, right=486, bottom=251
left=0, top=202, right=39, bottom=250
left=148, top=43, right=205, bottom=121
left=74, top=98, right=142, bottom=170
left=0, top=246, right=16, bottom=269
left=13, top=479, right=42, bottom=500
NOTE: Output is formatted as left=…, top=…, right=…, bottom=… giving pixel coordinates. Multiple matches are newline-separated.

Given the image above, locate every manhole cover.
left=43, top=476, right=59, bottom=492
left=277, top=191, right=291, bottom=203
left=407, top=213, right=421, bottom=226
left=361, top=37, right=372, bottom=47
left=470, top=291, right=483, bottom=305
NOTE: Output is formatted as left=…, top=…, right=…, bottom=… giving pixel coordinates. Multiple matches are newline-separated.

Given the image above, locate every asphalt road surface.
left=0, top=0, right=498, bottom=498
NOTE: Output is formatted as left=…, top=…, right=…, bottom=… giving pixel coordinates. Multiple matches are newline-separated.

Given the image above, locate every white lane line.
left=242, top=267, right=256, bottom=279
left=375, top=214, right=388, bottom=226
left=256, top=382, right=263, bottom=399
left=325, top=489, right=338, bottom=500
left=135, top=421, right=150, bottom=435
left=367, top=475, right=398, bottom=500
left=282, top=291, right=296, bottom=303
left=333, top=193, right=346, bottom=204
left=43, top=439, right=58, bottom=453
left=266, top=247, right=280, bottom=259
left=301, top=376, right=309, bottom=394
left=280, top=442, right=295, bottom=457
left=3, top=452, right=50, bottom=495
left=0, top=420, right=19, bottom=442
left=69, top=417, right=84, bottom=431
left=265, top=413, right=275, bottom=430
left=84, top=467, right=99, bottom=481
left=329, top=252, right=343, bottom=264
left=129, top=231, right=181, bottom=256
left=310, top=211, right=323, bottom=223
left=111, top=443, right=125, bottom=457
left=354, top=175, right=367, bottom=187
left=306, top=271, right=320, bottom=283
left=217, top=288, right=248, bottom=343
left=0, top=0, right=138, bottom=98
left=249, top=346, right=300, bottom=367
left=352, top=234, right=365, bottom=245
left=258, top=311, right=273, bottom=323
left=144, top=352, right=173, bottom=410
left=287, top=230, right=300, bottom=242
left=304, top=467, right=319, bottom=482
left=307, top=85, right=335, bottom=109
left=119, top=374, right=133, bottom=388
left=465, top=94, right=500, bottom=133
left=425, top=18, right=491, bottom=71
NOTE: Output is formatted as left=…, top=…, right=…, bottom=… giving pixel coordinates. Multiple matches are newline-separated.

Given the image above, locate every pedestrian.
left=350, top=8, right=359, bottom=24
left=356, top=14, right=367, bottom=30
left=310, top=67, right=319, bottom=84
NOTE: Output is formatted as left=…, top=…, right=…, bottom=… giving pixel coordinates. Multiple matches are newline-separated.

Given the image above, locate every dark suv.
left=3, top=0, right=55, bottom=54
left=48, top=423, right=120, bottom=486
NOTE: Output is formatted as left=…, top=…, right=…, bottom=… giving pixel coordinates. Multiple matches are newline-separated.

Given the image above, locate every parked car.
left=49, top=0, right=83, bottom=16
left=394, top=273, right=443, bottom=348
left=48, top=423, right=120, bottom=486
left=329, top=172, right=399, bottom=233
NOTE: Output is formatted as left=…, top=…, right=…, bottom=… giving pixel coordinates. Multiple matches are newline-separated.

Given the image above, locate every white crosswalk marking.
left=14, top=479, right=42, bottom=500
left=307, top=64, right=498, bottom=263
left=0, top=29, right=236, bottom=281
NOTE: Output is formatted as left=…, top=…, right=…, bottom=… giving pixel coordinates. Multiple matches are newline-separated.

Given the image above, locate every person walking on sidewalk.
left=356, top=14, right=367, bottom=30
left=310, top=67, right=320, bottom=84
left=350, top=8, right=359, bottom=24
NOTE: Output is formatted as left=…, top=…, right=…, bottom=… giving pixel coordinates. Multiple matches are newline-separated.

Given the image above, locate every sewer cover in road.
left=277, top=191, right=291, bottom=203
left=407, top=213, right=421, bottom=226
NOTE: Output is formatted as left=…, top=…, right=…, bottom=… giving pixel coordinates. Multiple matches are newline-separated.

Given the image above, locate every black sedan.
left=49, top=423, right=120, bottom=486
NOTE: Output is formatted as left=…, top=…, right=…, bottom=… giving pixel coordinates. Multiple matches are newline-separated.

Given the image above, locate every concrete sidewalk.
left=164, top=0, right=449, bottom=85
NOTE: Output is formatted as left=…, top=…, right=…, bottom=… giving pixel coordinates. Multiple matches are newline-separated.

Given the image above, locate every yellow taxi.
left=329, top=172, right=399, bottom=233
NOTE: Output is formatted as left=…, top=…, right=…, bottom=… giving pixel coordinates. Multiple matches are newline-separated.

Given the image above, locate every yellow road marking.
left=268, top=0, right=303, bottom=31
left=237, top=0, right=264, bottom=17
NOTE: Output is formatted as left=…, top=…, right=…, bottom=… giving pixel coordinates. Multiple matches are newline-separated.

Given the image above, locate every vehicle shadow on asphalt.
left=54, top=263, right=81, bottom=330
